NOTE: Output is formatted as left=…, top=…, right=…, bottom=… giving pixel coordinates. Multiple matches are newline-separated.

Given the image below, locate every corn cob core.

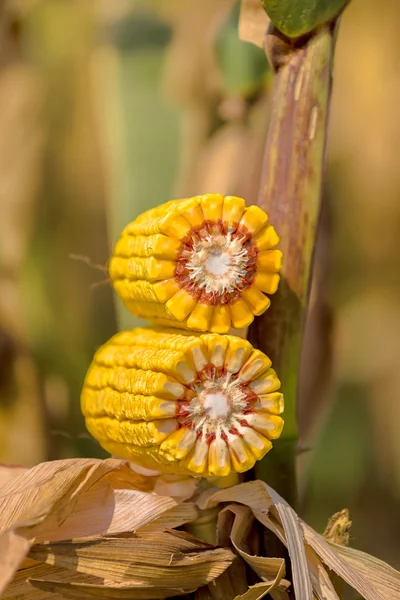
left=81, top=327, right=284, bottom=478
left=109, top=194, right=282, bottom=333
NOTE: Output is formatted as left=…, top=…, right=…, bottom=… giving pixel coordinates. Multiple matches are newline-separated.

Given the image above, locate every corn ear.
left=81, top=327, right=284, bottom=478
left=109, top=194, right=282, bottom=333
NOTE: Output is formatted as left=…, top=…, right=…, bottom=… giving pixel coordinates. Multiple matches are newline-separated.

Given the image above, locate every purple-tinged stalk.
left=249, top=21, right=339, bottom=507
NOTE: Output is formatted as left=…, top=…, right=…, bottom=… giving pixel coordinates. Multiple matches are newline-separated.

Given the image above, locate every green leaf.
left=261, top=0, right=349, bottom=38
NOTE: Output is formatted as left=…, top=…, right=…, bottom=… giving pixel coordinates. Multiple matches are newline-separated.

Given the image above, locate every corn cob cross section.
left=109, top=194, right=282, bottom=333
left=81, top=327, right=284, bottom=478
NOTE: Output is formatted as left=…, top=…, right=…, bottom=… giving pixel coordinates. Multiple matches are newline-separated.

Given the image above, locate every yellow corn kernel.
left=200, top=193, right=223, bottom=222
left=114, top=234, right=180, bottom=260
left=224, top=336, right=253, bottom=373
left=166, top=289, right=199, bottom=321
left=153, top=279, right=181, bottom=303
left=239, top=205, right=268, bottom=236
left=253, top=272, right=280, bottom=294
left=249, top=368, right=281, bottom=395
left=222, top=196, right=246, bottom=231
left=253, top=225, right=280, bottom=251
left=245, top=413, right=284, bottom=439
left=208, top=437, right=231, bottom=477
left=241, top=429, right=272, bottom=460
left=241, top=286, right=271, bottom=316
left=228, top=437, right=255, bottom=473
left=185, top=439, right=209, bottom=474
left=229, top=299, right=254, bottom=329
left=180, top=201, right=204, bottom=229
left=82, top=327, right=284, bottom=478
left=253, top=392, right=284, bottom=415
left=258, top=250, right=283, bottom=273
left=239, top=350, right=272, bottom=382
left=109, top=195, right=281, bottom=333
left=210, top=306, right=231, bottom=334
left=160, top=213, right=192, bottom=239
left=186, top=303, right=213, bottom=332
left=202, top=334, right=229, bottom=368
left=160, top=427, right=197, bottom=460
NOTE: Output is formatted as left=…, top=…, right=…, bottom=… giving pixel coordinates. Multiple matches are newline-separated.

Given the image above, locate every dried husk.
left=1, top=461, right=400, bottom=599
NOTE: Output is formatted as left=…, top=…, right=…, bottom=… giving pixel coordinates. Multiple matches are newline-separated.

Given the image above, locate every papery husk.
left=195, top=558, right=248, bottom=599
left=0, top=459, right=197, bottom=596
left=29, top=531, right=233, bottom=588
left=2, top=461, right=400, bottom=600
left=197, top=480, right=400, bottom=600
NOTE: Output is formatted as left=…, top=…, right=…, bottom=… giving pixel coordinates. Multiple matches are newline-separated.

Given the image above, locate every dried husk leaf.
left=234, top=581, right=281, bottom=600
left=4, top=563, right=104, bottom=600
left=195, top=558, right=248, bottom=599
left=29, top=578, right=193, bottom=599
left=218, top=504, right=285, bottom=586
left=197, top=480, right=400, bottom=599
left=239, top=0, right=270, bottom=48
left=269, top=582, right=291, bottom=600
left=302, top=522, right=389, bottom=600
left=3, top=464, right=400, bottom=600
left=0, top=464, right=28, bottom=486
left=197, top=481, right=312, bottom=599
left=0, top=459, right=195, bottom=595
left=265, top=485, right=313, bottom=599
left=197, top=481, right=274, bottom=513
left=0, top=459, right=123, bottom=594
left=327, top=541, right=400, bottom=600
left=304, top=545, right=340, bottom=600
left=28, top=530, right=234, bottom=588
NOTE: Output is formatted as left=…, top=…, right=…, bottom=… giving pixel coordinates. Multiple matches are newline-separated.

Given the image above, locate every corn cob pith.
left=109, top=194, right=282, bottom=333
left=81, top=327, right=284, bottom=477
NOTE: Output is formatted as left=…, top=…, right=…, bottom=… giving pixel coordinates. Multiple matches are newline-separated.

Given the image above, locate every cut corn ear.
left=81, top=327, right=284, bottom=478
left=109, top=194, right=282, bottom=332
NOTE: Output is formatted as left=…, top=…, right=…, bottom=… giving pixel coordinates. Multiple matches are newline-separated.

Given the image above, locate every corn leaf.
left=239, top=0, right=270, bottom=48
left=261, top=0, right=349, bottom=38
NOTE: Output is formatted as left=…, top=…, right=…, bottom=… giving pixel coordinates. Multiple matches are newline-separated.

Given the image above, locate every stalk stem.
left=249, top=22, right=338, bottom=508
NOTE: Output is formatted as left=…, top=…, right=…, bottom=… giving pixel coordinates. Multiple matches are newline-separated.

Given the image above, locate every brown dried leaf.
left=197, top=480, right=274, bottom=513
left=198, top=482, right=312, bottom=600
left=266, top=485, right=313, bottom=600
left=195, top=558, right=248, bottom=599
left=28, top=530, right=234, bottom=588
left=268, top=580, right=291, bottom=600
left=304, top=545, right=340, bottom=600
left=0, top=464, right=28, bottom=486
left=4, top=563, right=103, bottom=600
left=327, top=542, right=400, bottom=600
left=239, top=0, right=270, bottom=48
left=302, top=522, right=389, bottom=600
left=219, top=504, right=285, bottom=586
left=0, top=459, right=195, bottom=595
left=29, top=578, right=192, bottom=599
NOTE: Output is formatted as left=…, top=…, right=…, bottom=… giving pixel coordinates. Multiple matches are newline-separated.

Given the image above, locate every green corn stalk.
left=248, top=9, right=345, bottom=507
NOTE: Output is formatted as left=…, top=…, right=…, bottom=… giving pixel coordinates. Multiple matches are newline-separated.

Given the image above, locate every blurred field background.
left=0, top=0, right=399, bottom=576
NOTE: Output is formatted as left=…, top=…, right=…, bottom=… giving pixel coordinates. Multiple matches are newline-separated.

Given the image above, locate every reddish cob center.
left=175, top=222, right=258, bottom=305
left=176, top=369, right=257, bottom=443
